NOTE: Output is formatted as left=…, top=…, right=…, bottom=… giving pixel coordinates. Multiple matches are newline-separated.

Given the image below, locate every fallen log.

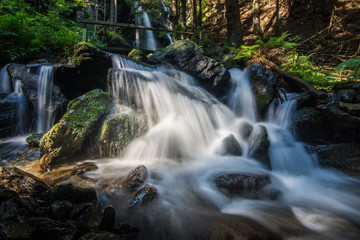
left=260, top=59, right=327, bottom=99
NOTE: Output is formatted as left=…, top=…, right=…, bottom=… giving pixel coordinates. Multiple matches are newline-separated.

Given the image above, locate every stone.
left=248, top=125, right=271, bottom=168
left=0, top=219, right=34, bottom=239
left=339, top=102, right=360, bottom=116
left=113, top=222, right=139, bottom=235
left=0, top=189, right=18, bottom=203
left=77, top=203, right=115, bottom=232
left=53, top=184, right=97, bottom=204
left=148, top=40, right=231, bottom=98
left=214, top=173, right=271, bottom=198
left=112, top=165, right=148, bottom=191
left=26, top=133, right=43, bottom=148
left=220, top=134, right=242, bottom=156
left=0, top=166, right=54, bottom=200
left=238, top=121, right=253, bottom=141
left=247, top=63, right=278, bottom=116
left=79, top=232, right=121, bottom=240
left=38, top=89, right=113, bottom=171
left=50, top=200, right=73, bottom=220
left=337, top=89, right=356, bottom=103
left=0, top=199, right=19, bottom=220
left=129, top=184, right=158, bottom=208
left=292, top=107, right=325, bottom=142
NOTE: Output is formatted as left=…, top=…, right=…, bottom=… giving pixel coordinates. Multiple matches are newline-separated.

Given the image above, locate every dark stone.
left=0, top=189, right=18, bottom=203
left=50, top=200, right=73, bottom=220
left=77, top=203, right=115, bottom=232
left=113, top=165, right=148, bottom=191
left=248, top=126, right=271, bottom=168
left=214, top=173, right=271, bottom=198
left=148, top=40, right=231, bottom=98
left=26, top=133, right=43, bottom=148
left=0, top=219, right=35, bottom=239
left=0, top=199, right=19, bottom=220
left=220, top=134, right=242, bottom=156
left=53, top=184, right=97, bottom=204
left=292, top=107, right=325, bottom=142
left=238, top=121, right=254, bottom=141
left=0, top=166, right=54, bottom=200
left=129, top=184, right=158, bottom=208
left=113, top=222, right=139, bottom=235
left=337, top=89, right=356, bottom=103
left=247, top=63, right=278, bottom=116
left=339, top=102, right=360, bottom=116
left=79, top=232, right=121, bottom=240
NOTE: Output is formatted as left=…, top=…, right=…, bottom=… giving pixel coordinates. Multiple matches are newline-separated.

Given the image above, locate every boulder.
left=90, top=107, right=147, bottom=158
left=75, top=203, right=115, bottom=232
left=129, top=184, right=158, bottom=208
left=247, top=63, right=278, bottom=116
left=214, top=173, right=271, bottom=198
left=50, top=200, right=73, bottom=220
left=238, top=121, right=253, bottom=141
left=148, top=40, right=231, bottom=98
left=0, top=189, right=18, bottom=203
left=53, top=184, right=97, bottom=204
left=113, top=222, right=139, bottom=235
left=0, top=198, right=19, bottom=220
left=111, top=165, right=148, bottom=191
left=220, top=134, right=242, bottom=156
left=38, top=89, right=113, bottom=171
left=0, top=219, right=34, bottom=239
left=339, top=102, right=360, bottom=116
left=54, top=42, right=112, bottom=100
left=0, top=166, right=54, bottom=200
left=292, top=107, right=325, bottom=142
left=26, top=133, right=43, bottom=148
left=79, top=232, right=121, bottom=240
left=248, top=125, right=271, bottom=168
left=337, top=89, right=356, bottom=103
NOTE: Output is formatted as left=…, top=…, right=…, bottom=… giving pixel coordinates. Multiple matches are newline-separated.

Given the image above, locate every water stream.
left=87, top=56, right=360, bottom=239
left=135, top=9, right=158, bottom=51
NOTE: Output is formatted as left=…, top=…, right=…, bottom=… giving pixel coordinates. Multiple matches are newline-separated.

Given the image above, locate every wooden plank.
left=80, top=19, right=193, bottom=35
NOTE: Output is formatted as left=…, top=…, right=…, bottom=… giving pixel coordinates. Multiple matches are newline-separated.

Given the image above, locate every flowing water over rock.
left=85, top=56, right=360, bottom=239
left=0, top=64, right=11, bottom=93
left=135, top=8, right=158, bottom=50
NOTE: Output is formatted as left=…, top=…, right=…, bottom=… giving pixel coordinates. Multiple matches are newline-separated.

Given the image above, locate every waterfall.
left=135, top=8, right=158, bottom=50
left=13, top=80, right=28, bottom=135
left=36, top=66, right=55, bottom=133
left=87, top=55, right=360, bottom=239
left=0, top=64, right=11, bottom=93
left=161, top=1, right=173, bottom=44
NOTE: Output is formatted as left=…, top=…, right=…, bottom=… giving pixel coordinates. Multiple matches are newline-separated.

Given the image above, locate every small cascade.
left=0, top=64, right=11, bottom=93
left=161, top=1, right=173, bottom=44
left=36, top=65, right=55, bottom=133
left=267, top=93, right=298, bottom=129
left=227, top=68, right=257, bottom=122
left=11, top=80, right=28, bottom=135
left=135, top=8, right=158, bottom=50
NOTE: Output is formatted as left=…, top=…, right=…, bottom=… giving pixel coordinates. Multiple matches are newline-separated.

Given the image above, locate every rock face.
left=247, top=63, right=278, bottom=116
left=54, top=42, right=112, bottom=100
left=38, top=89, right=113, bottom=171
left=90, top=107, right=147, bottom=158
left=220, top=134, right=242, bottom=156
left=148, top=40, right=231, bottom=98
left=214, top=172, right=271, bottom=198
left=129, top=184, right=158, bottom=207
left=111, top=165, right=148, bottom=191
left=248, top=125, right=271, bottom=169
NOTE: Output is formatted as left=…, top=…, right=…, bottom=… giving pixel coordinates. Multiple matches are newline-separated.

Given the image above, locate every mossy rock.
left=58, top=42, right=102, bottom=68
left=38, top=89, right=113, bottom=171
left=26, top=133, right=44, bottom=148
left=90, top=106, right=147, bottom=158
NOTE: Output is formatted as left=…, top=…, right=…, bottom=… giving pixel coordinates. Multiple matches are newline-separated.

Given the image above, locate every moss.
left=128, top=49, right=145, bottom=62
left=58, top=42, right=101, bottom=67
left=254, top=90, right=269, bottom=111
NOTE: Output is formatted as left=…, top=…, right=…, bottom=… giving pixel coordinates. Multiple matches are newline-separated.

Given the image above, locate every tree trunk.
left=192, top=0, right=197, bottom=31
left=198, top=0, right=202, bottom=29
left=180, top=0, right=187, bottom=32
left=275, top=0, right=279, bottom=35
left=225, top=0, right=244, bottom=47
left=253, top=0, right=263, bottom=39
left=172, top=0, right=179, bottom=25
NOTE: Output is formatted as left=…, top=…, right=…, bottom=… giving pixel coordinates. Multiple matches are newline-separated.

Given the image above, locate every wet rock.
left=90, top=107, right=147, bottom=158
left=292, top=107, right=325, bottom=142
left=339, top=102, right=360, bottom=116
left=0, top=219, right=34, bottom=239
left=214, top=173, right=271, bottom=198
left=248, top=125, right=271, bottom=168
left=79, top=232, right=121, bottom=240
left=50, top=200, right=73, bottom=220
left=53, top=184, right=97, bottom=204
left=113, top=222, right=139, bottom=235
left=0, top=166, right=54, bottom=200
left=220, top=134, right=242, bottom=156
left=54, top=42, right=112, bottom=100
left=238, top=121, right=253, bottom=141
left=26, top=133, right=43, bottom=148
left=113, top=165, right=148, bottom=191
left=38, top=89, right=113, bottom=172
left=129, top=184, right=158, bottom=207
left=76, top=203, right=115, bottom=232
left=0, top=199, right=19, bottom=220
left=148, top=40, right=231, bottom=98
left=247, top=63, right=278, bottom=116
left=0, top=189, right=18, bottom=203
left=25, top=217, right=77, bottom=240
left=337, top=89, right=356, bottom=103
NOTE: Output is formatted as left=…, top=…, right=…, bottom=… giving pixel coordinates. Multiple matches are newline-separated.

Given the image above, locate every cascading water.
left=36, top=65, right=55, bottom=133
left=0, top=64, right=11, bottom=93
left=13, top=80, right=28, bottom=135
left=135, top=8, right=158, bottom=50
left=89, top=56, right=360, bottom=239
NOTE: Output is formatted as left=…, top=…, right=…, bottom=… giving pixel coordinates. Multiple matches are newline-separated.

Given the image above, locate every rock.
left=50, top=200, right=73, bottom=220
left=292, top=107, right=325, bottom=142
left=90, top=107, right=147, bottom=158
left=38, top=89, right=113, bottom=171
left=0, top=189, right=18, bottom=203
left=53, top=184, right=97, bottom=204
left=76, top=203, right=115, bottom=232
left=25, top=217, right=77, bottom=240
left=54, top=42, right=112, bottom=100
left=129, top=184, right=158, bottom=208
left=148, top=40, right=231, bottom=98
left=128, top=49, right=146, bottom=62
left=0, top=219, right=34, bottom=239
left=79, top=232, right=121, bottom=240
left=26, top=133, right=43, bottom=148
left=238, top=121, right=253, bottom=141
left=247, top=63, right=278, bottom=116
left=214, top=173, right=271, bottom=198
left=248, top=126, right=271, bottom=168
left=220, top=134, right=242, bottom=156
left=339, top=102, right=360, bottom=116
left=0, top=199, right=19, bottom=220
left=113, top=222, right=139, bottom=235
left=337, top=89, right=356, bottom=103
left=112, top=165, right=148, bottom=191
left=0, top=166, right=54, bottom=200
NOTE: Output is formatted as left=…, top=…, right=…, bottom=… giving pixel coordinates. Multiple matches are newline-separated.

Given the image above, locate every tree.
left=253, top=0, right=263, bottom=39
left=225, top=0, right=244, bottom=47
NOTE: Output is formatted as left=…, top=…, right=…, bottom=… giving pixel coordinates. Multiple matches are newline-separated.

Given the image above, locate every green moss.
left=254, top=90, right=269, bottom=111
left=59, top=42, right=101, bottom=67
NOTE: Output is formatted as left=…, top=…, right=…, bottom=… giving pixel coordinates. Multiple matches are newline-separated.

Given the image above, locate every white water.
left=89, top=56, right=360, bottom=239
left=36, top=66, right=55, bottom=133
left=0, top=64, right=11, bottom=93
left=135, top=8, right=158, bottom=51
left=13, top=80, right=28, bottom=135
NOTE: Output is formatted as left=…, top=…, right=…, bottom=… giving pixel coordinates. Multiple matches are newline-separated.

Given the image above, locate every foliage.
left=336, top=57, right=360, bottom=80
left=0, top=0, right=84, bottom=65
